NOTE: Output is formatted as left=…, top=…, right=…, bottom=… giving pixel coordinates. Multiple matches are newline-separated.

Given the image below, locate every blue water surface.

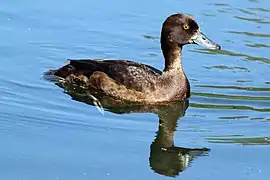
left=0, top=0, right=270, bottom=179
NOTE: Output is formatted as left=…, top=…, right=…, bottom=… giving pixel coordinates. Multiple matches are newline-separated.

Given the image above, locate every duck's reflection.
left=57, top=84, right=210, bottom=177
left=149, top=100, right=209, bottom=177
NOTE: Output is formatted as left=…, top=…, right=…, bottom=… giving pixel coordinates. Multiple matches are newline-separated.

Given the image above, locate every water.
left=0, top=0, right=270, bottom=179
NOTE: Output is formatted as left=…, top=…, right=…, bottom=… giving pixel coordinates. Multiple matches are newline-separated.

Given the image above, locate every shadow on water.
left=52, top=82, right=209, bottom=177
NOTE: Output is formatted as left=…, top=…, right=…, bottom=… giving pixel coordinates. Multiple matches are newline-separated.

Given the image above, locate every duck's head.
left=161, top=13, right=221, bottom=50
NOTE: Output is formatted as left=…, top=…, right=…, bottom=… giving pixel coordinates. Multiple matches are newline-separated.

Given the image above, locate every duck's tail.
left=44, top=60, right=75, bottom=82
left=44, top=60, right=76, bottom=78
left=44, top=69, right=57, bottom=76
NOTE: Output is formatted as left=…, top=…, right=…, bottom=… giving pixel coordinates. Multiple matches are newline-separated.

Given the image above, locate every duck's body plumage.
left=49, top=58, right=190, bottom=102
left=46, top=13, right=220, bottom=103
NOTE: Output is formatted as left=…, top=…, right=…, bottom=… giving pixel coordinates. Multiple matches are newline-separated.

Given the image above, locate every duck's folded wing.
left=51, top=59, right=162, bottom=92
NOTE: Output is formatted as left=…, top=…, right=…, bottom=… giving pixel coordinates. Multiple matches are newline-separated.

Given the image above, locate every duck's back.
left=49, top=59, right=162, bottom=94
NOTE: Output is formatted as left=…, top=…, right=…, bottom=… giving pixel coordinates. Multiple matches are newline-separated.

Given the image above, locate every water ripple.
left=193, top=92, right=270, bottom=101
left=233, top=16, right=270, bottom=24
left=227, top=31, right=270, bottom=38
left=190, top=103, right=270, bottom=112
left=196, top=84, right=270, bottom=92
left=191, top=49, right=270, bottom=64
left=237, top=8, right=257, bottom=15
left=208, top=137, right=270, bottom=145
left=204, top=65, right=250, bottom=72
left=245, top=43, right=270, bottom=48
left=249, top=8, right=270, bottom=13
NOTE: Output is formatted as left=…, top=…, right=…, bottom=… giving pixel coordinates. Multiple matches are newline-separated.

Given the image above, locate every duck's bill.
left=189, top=31, right=221, bottom=50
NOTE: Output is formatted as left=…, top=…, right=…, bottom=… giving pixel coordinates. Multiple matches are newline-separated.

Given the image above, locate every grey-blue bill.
left=190, top=31, right=221, bottom=50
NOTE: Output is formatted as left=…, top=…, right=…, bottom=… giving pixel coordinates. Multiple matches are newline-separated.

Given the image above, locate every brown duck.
left=46, top=13, right=221, bottom=103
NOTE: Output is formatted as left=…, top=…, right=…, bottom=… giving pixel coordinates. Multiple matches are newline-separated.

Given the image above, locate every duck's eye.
left=183, top=24, right=190, bottom=30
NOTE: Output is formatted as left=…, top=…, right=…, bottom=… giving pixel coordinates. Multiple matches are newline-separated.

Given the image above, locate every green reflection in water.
left=227, top=31, right=270, bottom=38
left=250, top=117, right=265, bottom=120
left=195, top=84, right=270, bottom=92
left=243, top=40, right=252, bottom=43
left=203, top=13, right=216, bottom=17
left=234, top=16, right=270, bottom=24
left=249, top=7, right=270, bottom=12
left=143, top=35, right=159, bottom=40
left=208, top=137, right=270, bottom=145
left=217, top=9, right=229, bottom=13
left=190, top=103, right=270, bottom=112
left=236, top=80, right=253, bottom=83
left=225, top=40, right=234, bottom=43
left=213, top=3, right=230, bottom=6
left=218, top=116, right=249, bottom=119
left=190, top=49, right=270, bottom=64
left=147, top=53, right=159, bottom=57
left=238, top=8, right=257, bottom=15
left=192, top=91, right=270, bottom=100
left=245, top=43, right=270, bottom=48
left=204, top=65, right=249, bottom=72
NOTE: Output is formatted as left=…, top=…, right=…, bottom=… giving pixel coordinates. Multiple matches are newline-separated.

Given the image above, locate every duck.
left=46, top=13, right=221, bottom=103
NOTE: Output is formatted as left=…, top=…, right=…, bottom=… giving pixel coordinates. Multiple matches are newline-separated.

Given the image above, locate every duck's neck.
left=161, top=39, right=183, bottom=72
